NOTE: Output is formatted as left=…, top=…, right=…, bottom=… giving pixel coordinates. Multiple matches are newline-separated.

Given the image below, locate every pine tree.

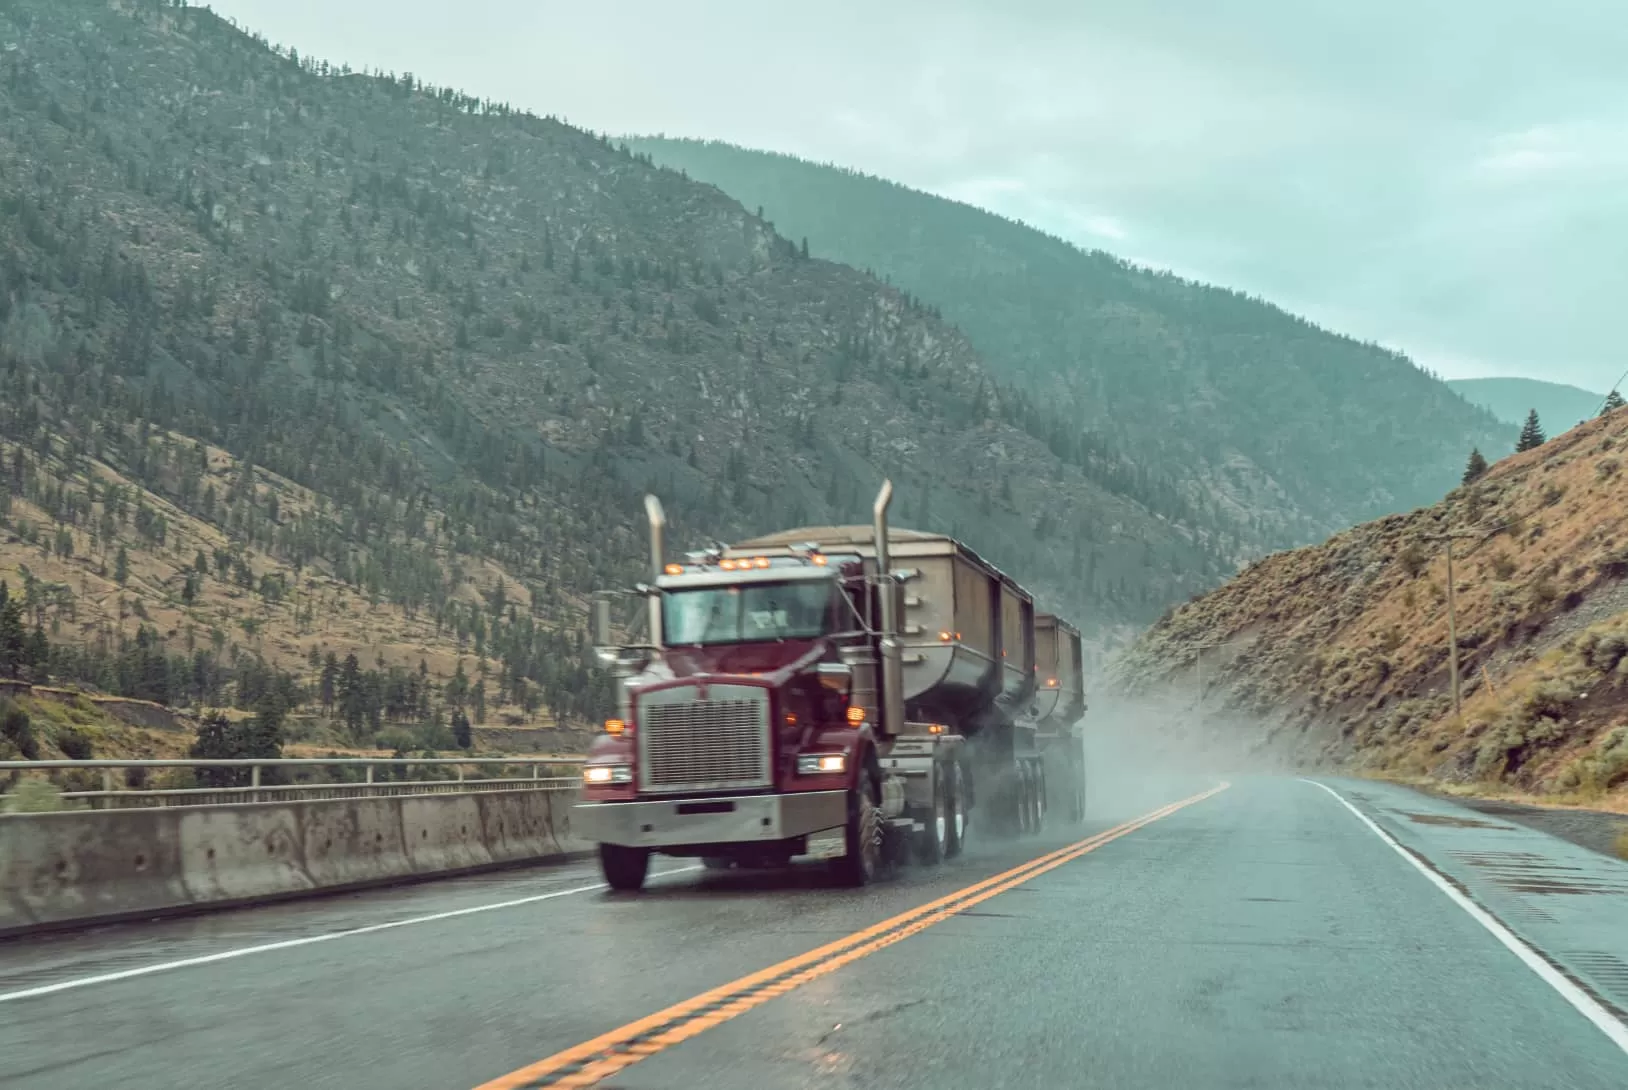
left=0, top=582, right=26, bottom=679
left=451, top=707, right=472, bottom=749
left=1515, top=409, right=1545, bottom=453
left=1602, top=389, right=1626, bottom=416
left=338, top=652, right=365, bottom=736
left=114, top=546, right=130, bottom=586
left=1461, top=447, right=1489, bottom=485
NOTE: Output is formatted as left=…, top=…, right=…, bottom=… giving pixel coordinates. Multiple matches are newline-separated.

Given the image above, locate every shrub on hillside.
left=1398, top=541, right=1428, bottom=578
left=1578, top=631, right=1627, bottom=675
left=1474, top=680, right=1579, bottom=779
left=0, top=699, right=38, bottom=760
left=1551, top=727, right=1628, bottom=796
left=56, top=727, right=94, bottom=760
left=374, top=727, right=417, bottom=753
left=1489, top=552, right=1517, bottom=580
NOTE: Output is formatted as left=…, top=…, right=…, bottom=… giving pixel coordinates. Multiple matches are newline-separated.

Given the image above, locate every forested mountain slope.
left=631, top=138, right=1512, bottom=547
left=0, top=0, right=1225, bottom=752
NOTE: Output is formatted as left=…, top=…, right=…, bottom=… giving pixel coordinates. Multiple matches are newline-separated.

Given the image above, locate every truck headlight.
left=583, top=765, right=632, bottom=785
left=797, top=753, right=847, bottom=775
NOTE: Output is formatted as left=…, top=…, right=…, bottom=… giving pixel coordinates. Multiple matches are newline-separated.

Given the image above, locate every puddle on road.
left=1398, top=811, right=1513, bottom=830
left=1445, top=849, right=1628, bottom=896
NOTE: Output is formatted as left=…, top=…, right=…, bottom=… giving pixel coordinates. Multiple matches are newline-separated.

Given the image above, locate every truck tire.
left=831, top=771, right=883, bottom=887
left=944, top=762, right=965, bottom=859
left=914, top=765, right=950, bottom=865
left=1015, top=765, right=1033, bottom=835
left=1032, top=760, right=1047, bottom=830
left=1066, top=756, right=1087, bottom=824
left=599, top=843, right=651, bottom=891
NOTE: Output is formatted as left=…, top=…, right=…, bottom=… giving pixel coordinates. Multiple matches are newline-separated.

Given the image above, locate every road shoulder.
left=1317, top=776, right=1628, bottom=1027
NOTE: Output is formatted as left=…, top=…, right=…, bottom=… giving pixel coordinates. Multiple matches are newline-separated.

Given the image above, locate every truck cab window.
left=664, top=580, right=835, bottom=646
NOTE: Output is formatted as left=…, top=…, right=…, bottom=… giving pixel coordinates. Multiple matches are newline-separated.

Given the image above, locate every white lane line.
left=1301, top=778, right=1628, bottom=1056
left=0, top=865, right=700, bottom=1005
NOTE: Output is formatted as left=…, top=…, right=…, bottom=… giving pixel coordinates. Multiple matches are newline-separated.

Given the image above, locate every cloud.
left=208, top=0, right=1628, bottom=391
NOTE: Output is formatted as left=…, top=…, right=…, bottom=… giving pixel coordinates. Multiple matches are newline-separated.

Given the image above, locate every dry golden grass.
left=1122, top=406, right=1628, bottom=807
left=2, top=436, right=533, bottom=698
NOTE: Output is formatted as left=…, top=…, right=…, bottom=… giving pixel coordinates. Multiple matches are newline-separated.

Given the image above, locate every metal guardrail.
left=0, top=757, right=586, bottom=810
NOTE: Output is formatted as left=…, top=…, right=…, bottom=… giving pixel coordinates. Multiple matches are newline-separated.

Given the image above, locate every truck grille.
left=636, top=684, right=772, bottom=794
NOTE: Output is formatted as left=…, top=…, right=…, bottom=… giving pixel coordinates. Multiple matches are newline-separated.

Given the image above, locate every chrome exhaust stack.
left=645, top=494, right=666, bottom=648
left=872, top=479, right=905, bottom=738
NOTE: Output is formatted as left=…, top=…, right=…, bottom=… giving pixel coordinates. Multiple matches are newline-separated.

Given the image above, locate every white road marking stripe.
left=1302, top=778, right=1628, bottom=1056
left=0, top=865, right=701, bottom=1005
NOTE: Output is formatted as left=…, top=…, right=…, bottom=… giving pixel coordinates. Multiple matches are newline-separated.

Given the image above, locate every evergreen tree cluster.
left=1516, top=409, right=1547, bottom=453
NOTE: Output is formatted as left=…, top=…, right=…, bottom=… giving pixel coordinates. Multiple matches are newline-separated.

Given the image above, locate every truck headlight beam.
left=797, top=753, right=847, bottom=776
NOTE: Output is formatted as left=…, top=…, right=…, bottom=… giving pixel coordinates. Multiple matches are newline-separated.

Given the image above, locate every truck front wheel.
left=831, top=772, right=883, bottom=887
left=599, top=843, right=651, bottom=891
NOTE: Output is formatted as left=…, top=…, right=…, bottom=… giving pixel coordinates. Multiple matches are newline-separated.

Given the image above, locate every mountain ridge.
left=629, top=136, right=1512, bottom=549
left=1448, top=376, right=1609, bottom=431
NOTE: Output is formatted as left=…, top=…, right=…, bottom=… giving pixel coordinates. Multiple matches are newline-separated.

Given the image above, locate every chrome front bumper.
left=572, top=790, right=847, bottom=849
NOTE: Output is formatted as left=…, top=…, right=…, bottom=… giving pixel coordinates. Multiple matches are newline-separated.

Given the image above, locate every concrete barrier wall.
left=0, top=787, right=588, bottom=938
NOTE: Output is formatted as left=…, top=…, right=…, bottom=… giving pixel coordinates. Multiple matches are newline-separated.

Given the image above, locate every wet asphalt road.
left=2, top=776, right=1627, bottom=1090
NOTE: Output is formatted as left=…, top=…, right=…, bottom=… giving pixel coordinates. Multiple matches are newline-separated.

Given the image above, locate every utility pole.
left=1425, top=527, right=1492, bottom=727
left=1192, top=639, right=1222, bottom=728
left=1445, top=535, right=1460, bottom=726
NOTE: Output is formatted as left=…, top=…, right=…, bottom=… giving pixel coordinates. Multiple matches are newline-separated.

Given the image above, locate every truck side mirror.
left=815, top=661, right=853, bottom=697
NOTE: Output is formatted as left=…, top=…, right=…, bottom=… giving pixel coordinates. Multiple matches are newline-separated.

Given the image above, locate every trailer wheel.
left=944, top=762, right=965, bottom=859
left=831, top=771, right=883, bottom=887
left=1033, top=760, right=1047, bottom=830
left=599, top=843, right=650, bottom=892
left=1013, top=765, right=1032, bottom=835
left=914, top=766, right=950, bottom=865
left=1066, top=753, right=1087, bottom=824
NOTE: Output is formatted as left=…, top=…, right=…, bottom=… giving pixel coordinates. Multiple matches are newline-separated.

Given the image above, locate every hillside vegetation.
left=632, top=137, right=1512, bottom=548
left=1112, top=405, right=1628, bottom=808
left=0, top=0, right=1239, bottom=774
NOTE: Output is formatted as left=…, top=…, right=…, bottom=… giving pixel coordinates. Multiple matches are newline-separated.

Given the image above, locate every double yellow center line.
left=475, top=781, right=1230, bottom=1090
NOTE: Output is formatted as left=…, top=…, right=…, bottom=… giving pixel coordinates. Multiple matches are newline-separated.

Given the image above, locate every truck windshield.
left=663, top=580, right=834, bottom=646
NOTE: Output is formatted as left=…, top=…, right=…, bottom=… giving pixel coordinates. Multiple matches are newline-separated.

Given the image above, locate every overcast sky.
left=211, top=0, right=1628, bottom=392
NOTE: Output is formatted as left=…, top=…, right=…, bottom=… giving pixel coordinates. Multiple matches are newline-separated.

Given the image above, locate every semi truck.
left=573, top=480, right=1087, bottom=890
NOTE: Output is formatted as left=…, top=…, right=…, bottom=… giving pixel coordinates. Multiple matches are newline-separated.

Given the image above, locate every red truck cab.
left=575, top=551, right=884, bottom=888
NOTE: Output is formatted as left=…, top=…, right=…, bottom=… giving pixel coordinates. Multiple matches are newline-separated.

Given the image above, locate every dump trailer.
left=573, top=480, right=1089, bottom=891
left=1032, top=613, right=1088, bottom=824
